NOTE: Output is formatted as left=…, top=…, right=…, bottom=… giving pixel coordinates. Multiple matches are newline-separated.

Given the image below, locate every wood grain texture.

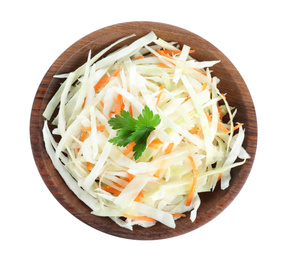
left=30, top=21, right=257, bottom=240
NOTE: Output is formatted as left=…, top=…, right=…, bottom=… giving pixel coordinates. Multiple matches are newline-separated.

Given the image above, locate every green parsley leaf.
left=108, top=105, right=161, bottom=160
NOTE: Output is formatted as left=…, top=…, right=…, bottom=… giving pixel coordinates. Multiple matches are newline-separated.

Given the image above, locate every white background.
left=2, top=0, right=284, bottom=259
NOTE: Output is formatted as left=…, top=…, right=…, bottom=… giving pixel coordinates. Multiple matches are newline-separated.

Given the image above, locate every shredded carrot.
left=82, top=126, right=91, bottom=132
left=100, top=100, right=104, bottom=108
left=135, top=56, right=144, bottom=60
left=148, top=138, right=163, bottom=149
left=186, top=156, right=198, bottom=206
left=182, top=96, right=191, bottom=103
left=82, top=97, right=86, bottom=108
left=119, top=176, right=130, bottom=182
left=218, top=123, right=229, bottom=133
left=217, top=103, right=223, bottom=121
left=96, top=125, right=106, bottom=131
left=110, top=65, right=121, bottom=78
left=129, top=105, right=133, bottom=117
left=205, top=112, right=212, bottom=122
left=134, top=190, right=144, bottom=202
left=156, top=85, right=164, bottom=106
left=193, top=68, right=207, bottom=76
left=205, top=112, right=234, bottom=133
left=172, top=213, right=186, bottom=218
left=218, top=172, right=223, bottom=181
left=109, top=110, right=114, bottom=118
left=101, top=186, right=121, bottom=196
left=189, top=128, right=198, bottom=134
left=115, top=94, right=123, bottom=115
left=157, top=63, right=171, bottom=69
left=86, top=162, right=92, bottom=171
left=123, top=141, right=136, bottom=156
left=206, top=112, right=225, bottom=132
left=165, top=142, right=174, bottom=154
left=153, top=168, right=162, bottom=178
left=127, top=172, right=134, bottom=182
left=162, top=50, right=182, bottom=55
left=94, top=75, right=109, bottom=92
left=162, top=49, right=195, bottom=55
left=156, top=48, right=170, bottom=58
left=156, top=49, right=175, bottom=64
left=81, top=125, right=105, bottom=132
left=156, top=48, right=176, bottom=66
left=201, top=82, right=207, bottom=91
left=123, top=214, right=155, bottom=222
left=79, top=131, right=86, bottom=142
left=197, top=128, right=203, bottom=135
left=94, top=65, right=121, bottom=92
left=232, top=123, right=244, bottom=132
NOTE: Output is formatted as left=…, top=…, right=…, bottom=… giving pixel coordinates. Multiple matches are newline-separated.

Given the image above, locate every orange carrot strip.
left=82, top=97, right=86, bottom=108
left=79, top=131, right=86, bottom=142
left=156, top=48, right=170, bottom=57
left=129, top=105, right=133, bottom=117
left=201, top=83, right=207, bottom=91
left=123, top=214, right=155, bottom=222
left=217, top=103, right=223, bottom=121
left=186, top=156, right=198, bottom=206
left=197, top=128, right=203, bottom=135
left=218, top=172, right=223, bottom=181
left=189, top=128, right=198, bottom=134
left=194, top=68, right=207, bottom=76
left=165, top=143, right=174, bottom=154
left=218, top=123, right=229, bottom=133
left=182, top=96, right=191, bottom=103
left=156, top=85, right=164, bottom=106
left=109, top=110, right=114, bottom=118
left=151, top=138, right=164, bottom=145
left=163, top=50, right=195, bottom=55
left=157, top=63, right=171, bottom=69
left=94, top=65, right=121, bottom=92
left=94, top=75, right=109, bottom=92
left=110, top=65, right=121, bottom=78
left=127, top=172, right=134, bottom=182
left=123, top=141, right=136, bottom=156
left=100, top=100, right=104, bottom=108
left=135, top=56, right=144, bottom=60
left=96, top=125, right=106, bottom=131
left=162, top=50, right=181, bottom=55
left=172, top=213, right=186, bottom=218
left=153, top=168, right=162, bottom=178
left=148, top=138, right=163, bottom=149
left=134, top=190, right=144, bottom=202
left=82, top=126, right=91, bottom=132
left=101, top=186, right=121, bottom=196
left=156, top=49, right=176, bottom=66
left=86, top=162, right=92, bottom=171
left=205, top=112, right=212, bottom=122
left=231, top=123, right=244, bottom=132
left=205, top=112, right=230, bottom=133
left=82, top=125, right=106, bottom=132
left=115, top=94, right=123, bottom=115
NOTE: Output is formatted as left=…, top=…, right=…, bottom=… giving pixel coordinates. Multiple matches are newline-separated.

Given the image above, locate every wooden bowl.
left=30, top=21, right=257, bottom=240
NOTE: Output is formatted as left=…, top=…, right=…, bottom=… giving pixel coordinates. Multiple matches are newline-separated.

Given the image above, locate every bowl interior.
left=30, top=21, right=257, bottom=240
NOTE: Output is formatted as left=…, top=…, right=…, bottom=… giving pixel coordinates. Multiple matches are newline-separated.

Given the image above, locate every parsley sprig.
left=108, top=105, right=161, bottom=160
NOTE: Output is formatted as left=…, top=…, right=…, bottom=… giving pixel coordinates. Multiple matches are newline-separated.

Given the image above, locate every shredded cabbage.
left=42, top=32, right=249, bottom=230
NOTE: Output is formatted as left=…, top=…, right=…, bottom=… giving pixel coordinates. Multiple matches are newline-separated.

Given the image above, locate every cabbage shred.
left=42, top=31, right=250, bottom=230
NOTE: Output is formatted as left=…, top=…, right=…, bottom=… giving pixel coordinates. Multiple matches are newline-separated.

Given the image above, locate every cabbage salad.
left=42, top=31, right=250, bottom=230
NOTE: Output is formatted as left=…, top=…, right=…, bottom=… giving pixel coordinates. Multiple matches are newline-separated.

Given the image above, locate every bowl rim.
left=30, top=21, right=258, bottom=240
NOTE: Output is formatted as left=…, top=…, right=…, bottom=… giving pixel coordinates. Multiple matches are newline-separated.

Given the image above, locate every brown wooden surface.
left=30, top=21, right=257, bottom=240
